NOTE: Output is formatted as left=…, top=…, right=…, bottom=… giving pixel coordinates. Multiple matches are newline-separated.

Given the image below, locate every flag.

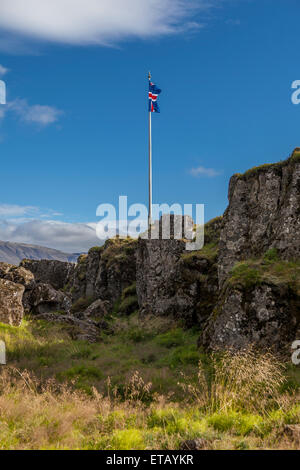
left=149, top=81, right=162, bottom=113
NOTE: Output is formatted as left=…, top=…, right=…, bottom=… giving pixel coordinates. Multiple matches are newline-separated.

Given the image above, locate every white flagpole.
left=148, top=71, right=152, bottom=230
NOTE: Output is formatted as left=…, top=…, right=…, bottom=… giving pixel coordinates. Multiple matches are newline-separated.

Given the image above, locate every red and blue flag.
left=149, top=81, right=162, bottom=113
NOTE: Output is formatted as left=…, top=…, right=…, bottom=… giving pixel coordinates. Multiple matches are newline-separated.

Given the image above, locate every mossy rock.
left=88, top=246, right=104, bottom=255
left=235, top=148, right=300, bottom=181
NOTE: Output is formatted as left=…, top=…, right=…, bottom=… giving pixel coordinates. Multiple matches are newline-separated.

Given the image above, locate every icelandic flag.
left=149, top=81, right=162, bottom=113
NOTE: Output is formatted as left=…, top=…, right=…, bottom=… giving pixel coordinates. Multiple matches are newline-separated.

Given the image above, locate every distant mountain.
left=0, top=241, right=81, bottom=265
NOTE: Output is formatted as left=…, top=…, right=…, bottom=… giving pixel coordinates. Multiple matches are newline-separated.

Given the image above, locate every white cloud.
left=0, top=202, right=147, bottom=251
left=0, top=0, right=212, bottom=46
left=189, top=166, right=221, bottom=177
left=0, top=64, right=9, bottom=76
left=7, top=99, right=63, bottom=126
left=0, top=219, right=100, bottom=253
left=0, top=204, right=39, bottom=217
left=0, top=203, right=104, bottom=252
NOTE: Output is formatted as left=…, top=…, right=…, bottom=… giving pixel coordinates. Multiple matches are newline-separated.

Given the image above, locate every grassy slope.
left=0, top=313, right=299, bottom=450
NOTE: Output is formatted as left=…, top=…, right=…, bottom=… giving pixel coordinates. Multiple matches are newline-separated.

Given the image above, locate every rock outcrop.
left=136, top=217, right=221, bottom=326
left=218, top=149, right=300, bottom=287
left=202, top=281, right=300, bottom=352
left=20, top=259, right=75, bottom=291
left=201, top=149, right=300, bottom=352
left=3, top=266, right=35, bottom=288
left=0, top=279, right=25, bottom=326
left=68, top=238, right=137, bottom=309
left=25, top=283, right=72, bottom=315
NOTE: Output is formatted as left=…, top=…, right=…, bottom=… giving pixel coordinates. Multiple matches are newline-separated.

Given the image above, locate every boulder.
left=84, top=299, right=108, bottom=319
left=4, top=266, right=35, bottom=288
left=0, top=262, right=14, bottom=277
left=0, top=279, right=25, bottom=326
left=20, top=259, right=75, bottom=291
left=201, top=282, right=300, bottom=352
left=26, top=283, right=72, bottom=315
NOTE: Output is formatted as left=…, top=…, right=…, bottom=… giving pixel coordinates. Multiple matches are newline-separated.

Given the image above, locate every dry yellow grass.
left=0, top=349, right=299, bottom=450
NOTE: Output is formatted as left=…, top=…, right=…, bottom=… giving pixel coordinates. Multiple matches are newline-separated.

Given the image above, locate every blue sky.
left=0, top=0, right=300, bottom=252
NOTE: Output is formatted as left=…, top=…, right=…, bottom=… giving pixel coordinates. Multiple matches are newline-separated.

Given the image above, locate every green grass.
left=181, top=242, right=218, bottom=265
left=0, top=315, right=299, bottom=450
left=0, top=315, right=200, bottom=399
left=228, top=257, right=300, bottom=293
left=88, top=246, right=104, bottom=254
left=234, top=149, right=300, bottom=181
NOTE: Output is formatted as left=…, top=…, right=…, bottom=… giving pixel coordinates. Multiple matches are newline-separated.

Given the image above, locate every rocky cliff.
left=136, top=216, right=221, bottom=327
left=68, top=238, right=137, bottom=308
left=218, top=149, right=300, bottom=287
left=203, top=149, right=300, bottom=351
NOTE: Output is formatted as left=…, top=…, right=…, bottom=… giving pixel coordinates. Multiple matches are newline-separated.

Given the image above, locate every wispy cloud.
left=0, top=204, right=63, bottom=219
left=0, top=204, right=39, bottom=217
left=0, top=0, right=215, bottom=49
left=0, top=64, right=9, bottom=77
left=7, top=99, right=63, bottom=126
left=0, top=98, right=63, bottom=127
left=189, top=165, right=221, bottom=178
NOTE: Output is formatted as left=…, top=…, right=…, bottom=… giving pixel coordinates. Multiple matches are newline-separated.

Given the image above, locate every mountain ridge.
left=0, top=240, right=80, bottom=264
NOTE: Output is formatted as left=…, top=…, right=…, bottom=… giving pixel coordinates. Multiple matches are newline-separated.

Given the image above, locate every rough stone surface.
left=0, top=262, right=14, bottom=277
left=4, top=266, right=35, bottom=288
left=136, top=235, right=218, bottom=326
left=20, top=259, right=75, bottom=291
left=26, top=283, right=72, bottom=315
left=0, top=278, right=25, bottom=326
left=218, top=151, right=300, bottom=286
left=69, top=239, right=137, bottom=309
left=201, top=283, right=300, bottom=351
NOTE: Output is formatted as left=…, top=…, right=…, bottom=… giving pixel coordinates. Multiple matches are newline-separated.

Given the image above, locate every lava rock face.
left=20, top=259, right=75, bottom=291
left=136, top=216, right=220, bottom=326
left=3, top=266, right=35, bottom=288
left=201, top=283, right=300, bottom=352
left=0, top=278, right=25, bottom=326
left=25, top=283, right=72, bottom=315
left=218, top=151, right=300, bottom=287
left=69, top=239, right=137, bottom=309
